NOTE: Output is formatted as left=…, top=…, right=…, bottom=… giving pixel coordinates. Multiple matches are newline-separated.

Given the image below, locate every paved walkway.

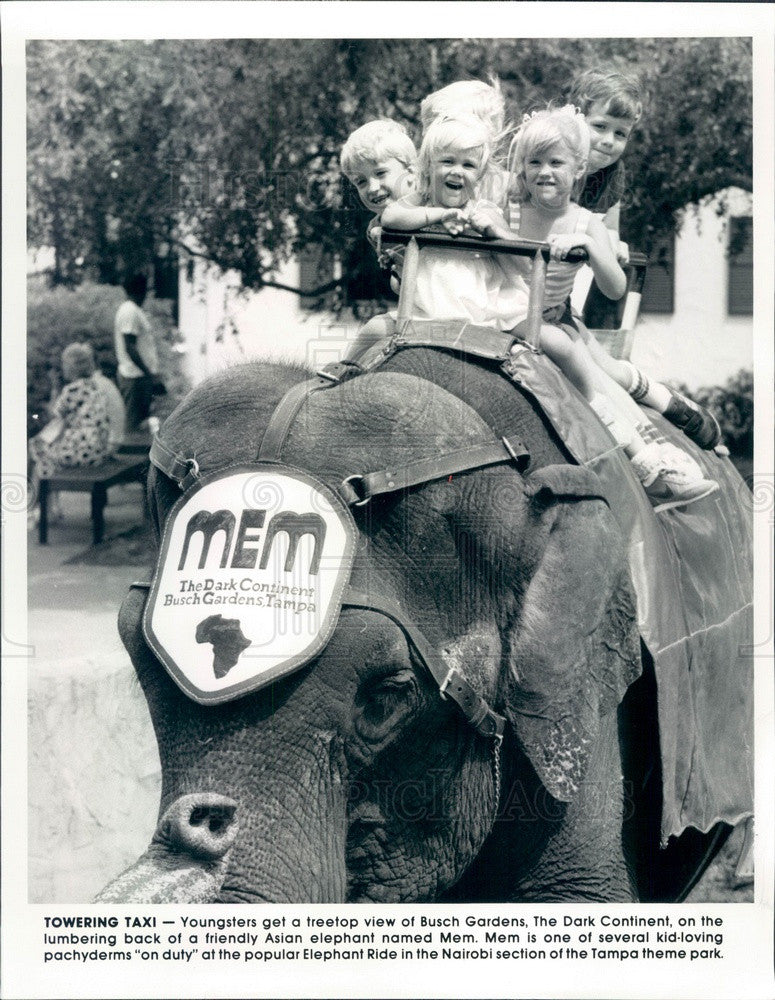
left=27, top=482, right=161, bottom=903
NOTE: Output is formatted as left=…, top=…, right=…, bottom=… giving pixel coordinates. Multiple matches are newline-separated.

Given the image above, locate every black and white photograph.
left=2, top=4, right=774, bottom=999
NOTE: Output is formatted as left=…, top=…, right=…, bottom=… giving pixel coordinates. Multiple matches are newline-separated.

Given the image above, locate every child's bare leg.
left=586, top=336, right=661, bottom=403
left=344, top=314, right=395, bottom=362
left=587, top=361, right=655, bottom=449
left=583, top=353, right=718, bottom=508
left=586, top=336, right=672, bottom=409
left=540, top=324, right=651, bottom=453
left=539, top=325, right=647, bottom=454
left=538, top=323, right=599, bottom=400
left=538, top=324, right=717, bottom=511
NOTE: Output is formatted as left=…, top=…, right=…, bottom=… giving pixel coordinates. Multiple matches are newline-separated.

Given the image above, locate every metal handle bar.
left=380, top=226, right=647, bottom=268
left=379, top=226, right=647, bottom=350
left=381, top=226, right=590, bottom=262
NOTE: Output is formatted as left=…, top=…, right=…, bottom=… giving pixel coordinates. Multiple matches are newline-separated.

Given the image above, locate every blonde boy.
left=340, top=120, right=418, bottom=360
left=340, top=119, right=416, bottom=231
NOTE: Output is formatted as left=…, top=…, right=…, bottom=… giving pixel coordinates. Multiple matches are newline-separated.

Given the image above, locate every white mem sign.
left=144, top=464, right=357, bottom=704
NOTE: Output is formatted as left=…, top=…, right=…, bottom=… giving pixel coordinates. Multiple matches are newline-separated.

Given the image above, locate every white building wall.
left=177, top=257, right=360, bottom=385
left=629, top=188, right=753, bottom=392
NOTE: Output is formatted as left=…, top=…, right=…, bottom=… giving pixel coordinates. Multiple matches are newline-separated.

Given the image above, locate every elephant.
left=96, top=348, right=746, bottom=904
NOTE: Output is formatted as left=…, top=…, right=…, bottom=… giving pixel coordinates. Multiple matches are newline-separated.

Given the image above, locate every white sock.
left=589, top=393, right=635, bottom=448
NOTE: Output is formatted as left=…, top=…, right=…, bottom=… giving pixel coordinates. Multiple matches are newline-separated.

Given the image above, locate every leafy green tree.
left=28, top=41, right=179, bottom=285
left=28, top=38, right=751, bottom=293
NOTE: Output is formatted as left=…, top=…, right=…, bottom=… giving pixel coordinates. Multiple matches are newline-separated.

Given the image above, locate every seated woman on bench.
left=29, top=342, right=111, bottom=522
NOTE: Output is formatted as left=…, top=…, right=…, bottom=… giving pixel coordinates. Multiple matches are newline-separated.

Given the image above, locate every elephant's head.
left=96, top=360, right=640, bottom=904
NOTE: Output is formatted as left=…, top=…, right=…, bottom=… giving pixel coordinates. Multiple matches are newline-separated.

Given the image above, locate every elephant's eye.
left=354, top=668, right=419, bottom=745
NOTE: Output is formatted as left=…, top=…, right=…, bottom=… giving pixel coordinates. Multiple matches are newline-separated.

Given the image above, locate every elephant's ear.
left=502, top=465, right=641, bottom=802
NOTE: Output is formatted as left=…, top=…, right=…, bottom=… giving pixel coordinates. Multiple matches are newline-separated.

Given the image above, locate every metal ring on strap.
left=125, top=579, right=505, bottom=740
left=143, top=360, right=515, bottom=742
left=149, top=362, right=362, bottom=492
left=149, top=437, right=201, bottom=491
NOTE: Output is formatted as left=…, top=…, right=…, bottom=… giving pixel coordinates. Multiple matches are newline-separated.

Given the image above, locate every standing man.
left=114, top=273, right=164, bottom=433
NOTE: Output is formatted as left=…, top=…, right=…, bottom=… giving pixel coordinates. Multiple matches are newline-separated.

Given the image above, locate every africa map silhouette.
left=195, top=614, right=251, bottom=678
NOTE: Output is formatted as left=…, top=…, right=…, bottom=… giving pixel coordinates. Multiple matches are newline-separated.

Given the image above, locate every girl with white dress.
left=382, top=114, right=528, bottom=332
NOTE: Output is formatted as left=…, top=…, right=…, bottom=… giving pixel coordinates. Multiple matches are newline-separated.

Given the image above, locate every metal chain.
left=491, top=735, right=503, bottom=821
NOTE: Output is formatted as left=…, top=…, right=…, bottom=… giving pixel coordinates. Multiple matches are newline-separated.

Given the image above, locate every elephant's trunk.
left=95, top=759, right=350, bottom=903
left=95, top=793, right=238, bottom=903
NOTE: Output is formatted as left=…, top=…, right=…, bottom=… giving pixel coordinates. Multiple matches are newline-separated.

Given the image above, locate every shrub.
left=27, top=277, right=189, bottom=437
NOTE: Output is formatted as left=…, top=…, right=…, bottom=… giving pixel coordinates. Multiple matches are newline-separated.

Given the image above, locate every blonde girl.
left=382, top=114, right=527, bottom=330
left=420, top=78, right=510, bottom=206
left=506, top=106, right=716, bottom=511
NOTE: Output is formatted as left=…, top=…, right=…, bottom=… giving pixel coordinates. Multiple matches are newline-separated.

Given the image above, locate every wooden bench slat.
left=38, top=457, right=148, bottom=546
left=45, top=458, right=146, bottom=488
left=116, top=433, right=153, bottom=456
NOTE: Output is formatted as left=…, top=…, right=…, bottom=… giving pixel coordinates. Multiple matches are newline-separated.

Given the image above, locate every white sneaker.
left=658, top=441, right=707, bottom=478
left=631, top=442, right=719, bottom=513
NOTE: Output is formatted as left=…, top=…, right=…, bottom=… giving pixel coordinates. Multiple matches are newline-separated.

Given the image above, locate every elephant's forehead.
left=158, top=368, right=496, bottom=489
left=159, top=362, right=310, bottom=471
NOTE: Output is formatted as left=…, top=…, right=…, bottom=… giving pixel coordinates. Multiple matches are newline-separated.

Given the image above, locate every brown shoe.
left=664, top=393, right=722, bottom=450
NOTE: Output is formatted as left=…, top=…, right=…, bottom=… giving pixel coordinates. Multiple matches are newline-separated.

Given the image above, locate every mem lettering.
left=177, top=507, right=326, bottom=575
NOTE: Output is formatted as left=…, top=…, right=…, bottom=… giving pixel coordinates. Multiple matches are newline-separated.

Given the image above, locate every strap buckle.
left=180, top=458, right=200, bottom=492
left=341, top=474, right=370, bottom=507
left=510, top=339, right=541, bottom=359
left=315, top=360, right=362, bottom=384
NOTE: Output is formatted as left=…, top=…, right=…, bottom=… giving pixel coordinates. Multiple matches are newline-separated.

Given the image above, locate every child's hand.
left=439, top=209, right=466, bottom=235
left=466, top=202, right=498, bottom=234
left=547, top=232, right=588, bottom=261
left=465, top=203, right=513, bottom=240
left=616, top=240, right=630, bottom=265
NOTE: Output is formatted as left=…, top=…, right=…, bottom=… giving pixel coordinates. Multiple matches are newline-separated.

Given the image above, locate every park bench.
left=116, top=431, right=153, bottom=456
left=37, top=454, right=148, bottom=546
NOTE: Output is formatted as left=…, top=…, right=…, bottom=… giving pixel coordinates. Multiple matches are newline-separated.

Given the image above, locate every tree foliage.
left=28, top=37, right=751, bottom=292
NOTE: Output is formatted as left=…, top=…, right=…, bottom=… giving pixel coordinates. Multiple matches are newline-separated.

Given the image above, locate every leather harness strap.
left=149, top=435, right=202, bottom=492
left=339, top=436, right=528, bottom=506
left=392, top=320, right=518, bottom=360
left=149, top=361, right=363, bottom=489
left=257, top=361, right=362, bottom=461
left=255, top=359, right=529, bottom=509
left=145, top=356, right=520, bottom=741
left=344, top=588, right=505, bottom=740
left=129, top=580, right=506, bottom=740
left=356, top=320, right=519, bottom=372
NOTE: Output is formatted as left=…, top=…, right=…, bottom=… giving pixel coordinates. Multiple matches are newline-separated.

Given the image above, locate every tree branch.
left=260, top=277, right=345, bottom=297
left=168, top=234, right=345, bottom=297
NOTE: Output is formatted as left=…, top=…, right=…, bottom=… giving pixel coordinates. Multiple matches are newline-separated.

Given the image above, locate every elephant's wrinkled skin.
left=96, top=357, right=723, bottom=904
